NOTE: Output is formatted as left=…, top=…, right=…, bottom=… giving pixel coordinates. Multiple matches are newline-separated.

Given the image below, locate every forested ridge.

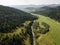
left=33, top=6, right=60, bottom=22
left=0, top=5, right=37, bottom=33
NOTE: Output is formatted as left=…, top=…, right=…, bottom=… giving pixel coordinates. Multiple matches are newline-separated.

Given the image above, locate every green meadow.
left=32, top=14, right=60, bottom=45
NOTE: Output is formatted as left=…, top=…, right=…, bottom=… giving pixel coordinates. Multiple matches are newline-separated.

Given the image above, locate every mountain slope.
left=33, top=6, right=60, bottom=22
left=0, top=5, right=37, bottom=33
left=0, top=5, right=38, bottom=45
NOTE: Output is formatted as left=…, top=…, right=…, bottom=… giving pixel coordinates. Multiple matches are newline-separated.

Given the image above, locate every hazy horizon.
left=0, top=0, right=60, bottom=6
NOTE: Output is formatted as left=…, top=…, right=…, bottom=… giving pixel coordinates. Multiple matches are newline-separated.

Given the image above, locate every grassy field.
left=32, top=14, right=60, bottom=45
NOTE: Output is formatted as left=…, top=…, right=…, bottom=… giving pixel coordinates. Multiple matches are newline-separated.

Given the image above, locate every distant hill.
left=10, top=5, right=43, bottom=9
left=10, top=5, right=45, bottom=12
left=33, top=5, right=60, bottom=22
left=10, top=4, right=60, bottom=13
left=26, top=4, right=60, bottom=12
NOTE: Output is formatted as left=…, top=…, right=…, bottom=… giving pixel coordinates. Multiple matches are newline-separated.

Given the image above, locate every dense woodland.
left=0, top=5, right=37, bottom=33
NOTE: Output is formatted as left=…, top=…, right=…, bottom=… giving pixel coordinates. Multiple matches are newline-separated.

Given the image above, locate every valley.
left=0, top=5, right=60, bottom=45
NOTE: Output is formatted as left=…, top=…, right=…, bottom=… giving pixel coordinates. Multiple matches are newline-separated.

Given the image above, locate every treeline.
left=33, top=6, right=60, bottom=22
left=0, top=5, right=37, bottom=33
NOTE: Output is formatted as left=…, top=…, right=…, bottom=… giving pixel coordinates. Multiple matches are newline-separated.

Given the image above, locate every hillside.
left=0, top=5, right=37, bottom=45
left=33, top=6, right=60, bottom=22
left=32, top=14, right=60, bottom=45
left=0, top=5, right=37, bottom=33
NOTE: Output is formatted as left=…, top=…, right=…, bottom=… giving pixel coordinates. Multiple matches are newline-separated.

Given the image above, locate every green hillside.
left=0, top=5, right=37, bottom=45
left=33, top=6, right=60, bottom=22
left=0, top=5, right=37, bottom=33
left=32, top=14, right=60, bottom=45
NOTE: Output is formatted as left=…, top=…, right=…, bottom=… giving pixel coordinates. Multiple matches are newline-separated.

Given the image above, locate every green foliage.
left=33, top=21, right=40, bottom=29
left=0, top=5, right=37, bottom=33
left=0, top=22, right=31, bottom=45
left=0, top=34, right=25, bottom=45
left=32, top=21, right=49, bottom=34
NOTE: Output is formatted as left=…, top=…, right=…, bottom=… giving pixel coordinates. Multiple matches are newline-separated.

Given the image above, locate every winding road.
left=27, top=20, right=36, bottom=45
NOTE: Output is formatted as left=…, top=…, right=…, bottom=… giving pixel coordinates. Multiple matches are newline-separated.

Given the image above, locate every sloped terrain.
left=32, top=14, right=60, bottom=45
left=0, top=5, right=37, bottom=33
left=33, top=6, right=60, bottom=22
left=0, top=5, right=37, bottom=45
